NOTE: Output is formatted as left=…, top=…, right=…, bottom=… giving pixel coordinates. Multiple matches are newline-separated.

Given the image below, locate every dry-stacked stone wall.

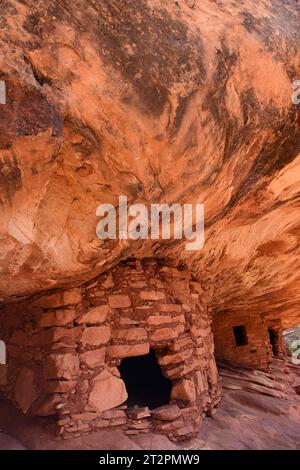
left=0, top=259, right=221, bottom=442
left=212, top=310, right=284, bottom=370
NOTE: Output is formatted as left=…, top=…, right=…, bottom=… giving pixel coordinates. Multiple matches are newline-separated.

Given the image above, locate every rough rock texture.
left=0, top=0, right=299, bottom=333
left=197, top=359, right=300, bottom=450
left=0, top=261, right=221, bottom=441
left=14, top=367, right=38, bottom=413
left=0, top=0, right=300, bottom=446
left=0, top=359, right=299, bottom=450
left=88, top=369, right=128, bottom=412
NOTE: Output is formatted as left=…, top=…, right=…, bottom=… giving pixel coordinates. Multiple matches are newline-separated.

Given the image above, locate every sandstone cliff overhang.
left=0, top=1, right=299, bottom=328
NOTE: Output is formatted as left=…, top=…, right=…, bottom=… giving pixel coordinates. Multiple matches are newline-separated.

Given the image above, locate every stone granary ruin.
left=0, top=0, right=300, bottom=446
left=0, top=261, right=221, bottom=440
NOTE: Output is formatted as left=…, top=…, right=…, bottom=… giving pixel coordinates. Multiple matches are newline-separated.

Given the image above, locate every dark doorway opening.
left=233, top=325, right=248, bottom=346
left=119, top=349, right=172, bottom=409
left=268, top=328, right=279, bottom=355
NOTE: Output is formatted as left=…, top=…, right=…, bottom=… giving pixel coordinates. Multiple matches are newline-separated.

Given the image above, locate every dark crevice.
left=119, top=349, right=172, bottom=409
left=24, top=55, right=52, bottom=87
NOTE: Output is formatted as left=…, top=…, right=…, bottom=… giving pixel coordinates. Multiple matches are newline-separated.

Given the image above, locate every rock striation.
left=0, top=0, right=300, bottom=442
left=0, top=1, right=298, bottom=325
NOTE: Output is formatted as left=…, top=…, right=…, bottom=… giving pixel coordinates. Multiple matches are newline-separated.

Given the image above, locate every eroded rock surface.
left=0, top=1, right=299, bottom=333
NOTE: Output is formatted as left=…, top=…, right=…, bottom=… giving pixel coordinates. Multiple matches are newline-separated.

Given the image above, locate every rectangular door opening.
left=233, top=325, right=248, bottom=346
left=119, top=349, right=172, bottom=409
left=268, top=328, right=280, bottom=356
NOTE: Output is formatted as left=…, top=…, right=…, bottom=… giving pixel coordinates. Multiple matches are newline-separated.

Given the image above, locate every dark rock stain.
left=242, top=12, right=256, bottom=33
left=23, top=13, right=41, bottom=35
left=0, top=79, right=63, bottom=145
left=0, top=0, right=17, bottom=28
left=210, top=107, right=300, bottom=227
left=24, top=55, right=53, bottom=88
left=203, top=42, right=238, bottom=127
left=173, top=91, right=197, bottom=131
left=241, top=2, right=300, bottom=61
left=0, top=153, right=22, bottom=206
left=248, top=108, right=300, bottom=176
left=202, top=41, right=241, bottom=163
left=52, top=113, right=63, bottom=138
left=64, top=116, right=100, bottom=154
left=16, top=93, right=54, bottom=136
left=93, top=0, right=205, bottom=115
left=43, top=0, right=206, bottom=116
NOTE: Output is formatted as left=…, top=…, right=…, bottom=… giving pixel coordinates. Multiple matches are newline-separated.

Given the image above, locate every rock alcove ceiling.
left=0, top=0, right=299, bottom=329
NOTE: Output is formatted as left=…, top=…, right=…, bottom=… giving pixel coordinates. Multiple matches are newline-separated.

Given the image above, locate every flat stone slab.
left=151, top=404, right=182, bottom=421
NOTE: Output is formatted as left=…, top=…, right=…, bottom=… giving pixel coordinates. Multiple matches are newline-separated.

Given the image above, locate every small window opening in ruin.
left=119, top=349, right=172, bottom=409
left=268, top=328, right=280, bottom=356
left=233, top=325, right=248, bottom=346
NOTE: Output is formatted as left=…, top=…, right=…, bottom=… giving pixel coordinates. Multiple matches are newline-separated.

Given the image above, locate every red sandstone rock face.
left=14, top=367, right=37, bottom=413
left=88, top=369, right=128, bottom=413
left=0, top=0, right=300, bottom=332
